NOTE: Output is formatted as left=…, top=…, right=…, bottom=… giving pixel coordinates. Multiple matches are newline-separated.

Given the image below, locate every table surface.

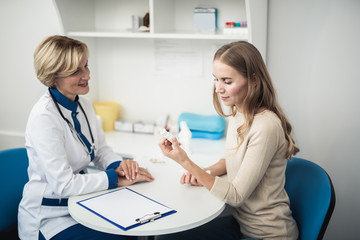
left=68, top=131, right=227, bottom=236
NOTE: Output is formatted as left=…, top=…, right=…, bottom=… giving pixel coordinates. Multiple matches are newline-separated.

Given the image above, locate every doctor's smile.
left=78, top=82, right=88, bottom=87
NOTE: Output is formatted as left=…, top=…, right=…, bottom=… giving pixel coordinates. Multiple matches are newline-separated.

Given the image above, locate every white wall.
left=267, top=0, right=360, bottom=238
left=1, top=0, right=359, bottom=238
left=0, top=0, right=62, bottom=148
left=94, top=38, right=224, bottom=122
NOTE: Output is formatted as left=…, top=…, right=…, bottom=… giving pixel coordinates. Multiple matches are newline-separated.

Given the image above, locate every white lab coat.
left=18, top=90, right=121, bottom=239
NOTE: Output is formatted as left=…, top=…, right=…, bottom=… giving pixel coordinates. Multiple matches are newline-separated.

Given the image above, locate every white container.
left=194, top=8, right=217, bottom=32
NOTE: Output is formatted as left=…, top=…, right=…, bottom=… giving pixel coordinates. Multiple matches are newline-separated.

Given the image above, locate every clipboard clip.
left=135, top=211, right=161, bottom=224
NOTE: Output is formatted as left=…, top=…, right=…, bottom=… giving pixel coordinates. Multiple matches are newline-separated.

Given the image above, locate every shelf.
left=67, top=30, right=248, bottom=40
left=54, top=0, right=267, bottom=58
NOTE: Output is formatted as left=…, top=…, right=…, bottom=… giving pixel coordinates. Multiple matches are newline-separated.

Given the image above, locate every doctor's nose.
left=81, top=69, right=90, bottom=80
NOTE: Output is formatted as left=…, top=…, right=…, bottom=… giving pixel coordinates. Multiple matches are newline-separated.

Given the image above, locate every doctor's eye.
left=70, top=70, right=80, bottom=76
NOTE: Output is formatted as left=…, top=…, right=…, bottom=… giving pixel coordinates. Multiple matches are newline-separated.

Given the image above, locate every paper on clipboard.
left=77, top=188, right=176, bottom=231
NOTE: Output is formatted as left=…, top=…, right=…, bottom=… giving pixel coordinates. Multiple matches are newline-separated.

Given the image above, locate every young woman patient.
left=158, top=41, right=299, bottom=240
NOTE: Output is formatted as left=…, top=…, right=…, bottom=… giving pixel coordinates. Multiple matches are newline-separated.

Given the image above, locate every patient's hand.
left=180, top=171, right=203, bottom=186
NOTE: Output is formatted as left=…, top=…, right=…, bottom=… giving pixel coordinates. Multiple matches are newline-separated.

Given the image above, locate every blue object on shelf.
left=191, top=130, right=223, bottom=140
left=178, top=112, right=225, bottom=140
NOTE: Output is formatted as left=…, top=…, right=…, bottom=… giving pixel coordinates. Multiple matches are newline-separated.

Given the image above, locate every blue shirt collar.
left=49, top=88, right=79, bottom=112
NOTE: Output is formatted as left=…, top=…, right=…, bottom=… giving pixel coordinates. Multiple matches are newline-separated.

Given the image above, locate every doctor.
left=18, top=35, right=154, bottom=240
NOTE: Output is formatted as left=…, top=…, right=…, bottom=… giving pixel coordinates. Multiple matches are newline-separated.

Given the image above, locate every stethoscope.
left=49, top=88, right=95, bottom=157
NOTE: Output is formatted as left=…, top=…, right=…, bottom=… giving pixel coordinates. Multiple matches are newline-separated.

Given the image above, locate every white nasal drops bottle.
left=178, top=121, right=192, bottom=155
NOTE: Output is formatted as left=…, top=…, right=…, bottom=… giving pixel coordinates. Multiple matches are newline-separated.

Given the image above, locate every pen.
left=135, top=212, right=161, bottom=224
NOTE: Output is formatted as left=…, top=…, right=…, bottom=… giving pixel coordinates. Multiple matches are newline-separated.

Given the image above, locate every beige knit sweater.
left=210, top=110, right=299, bottom=240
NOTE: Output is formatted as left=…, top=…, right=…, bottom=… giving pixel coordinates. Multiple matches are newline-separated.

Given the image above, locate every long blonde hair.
left=213, top=41, right=299, bottom=159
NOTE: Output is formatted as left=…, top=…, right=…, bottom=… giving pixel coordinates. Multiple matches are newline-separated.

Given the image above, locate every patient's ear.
left=252, top=73, right=258, bottom=88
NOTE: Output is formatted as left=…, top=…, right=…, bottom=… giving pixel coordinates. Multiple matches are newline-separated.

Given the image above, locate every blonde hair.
left=33, top=35, right=89, bottom=87
left=213, top=41, right=299, bottom=159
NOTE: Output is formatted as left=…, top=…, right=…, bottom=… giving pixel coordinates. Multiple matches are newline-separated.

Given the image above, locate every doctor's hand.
left=117, top=167, right=154, bottom=187
left=116, top=159, right=139, bottom=182
left=158, top=137, right=189, bottom=165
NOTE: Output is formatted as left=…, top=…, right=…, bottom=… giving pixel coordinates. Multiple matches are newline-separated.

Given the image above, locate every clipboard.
left=76, top=187, right=176, bottom=231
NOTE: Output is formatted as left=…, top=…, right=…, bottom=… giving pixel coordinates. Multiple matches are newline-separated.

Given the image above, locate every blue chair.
left=285, top=157, right=335, bottom=240
left=0, top=148, right=29, bottom=237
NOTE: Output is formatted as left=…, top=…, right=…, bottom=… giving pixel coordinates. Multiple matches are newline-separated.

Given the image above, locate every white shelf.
left=54, top=0, right=255, bottom=40
left=67, top=30, right=248, bottom=40
left=54, top=0, right=267, bottom=58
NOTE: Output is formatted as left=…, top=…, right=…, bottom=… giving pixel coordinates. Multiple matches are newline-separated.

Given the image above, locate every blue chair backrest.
left=0, top=148, right=29, bottom=231
left=285, top=157, right=335, bottom=240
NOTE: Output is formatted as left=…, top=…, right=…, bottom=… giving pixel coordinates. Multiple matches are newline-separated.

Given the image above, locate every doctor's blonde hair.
left=33, top=35, right=89, bottom=88
left=212, top=41, right=299, bottom=159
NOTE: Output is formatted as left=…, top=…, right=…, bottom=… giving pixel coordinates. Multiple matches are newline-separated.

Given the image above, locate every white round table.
left=68, top=157, right=225, bottom=236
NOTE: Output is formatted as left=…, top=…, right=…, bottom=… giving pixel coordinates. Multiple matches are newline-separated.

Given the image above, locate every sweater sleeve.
left=210, top=115, right=283, bottom=207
